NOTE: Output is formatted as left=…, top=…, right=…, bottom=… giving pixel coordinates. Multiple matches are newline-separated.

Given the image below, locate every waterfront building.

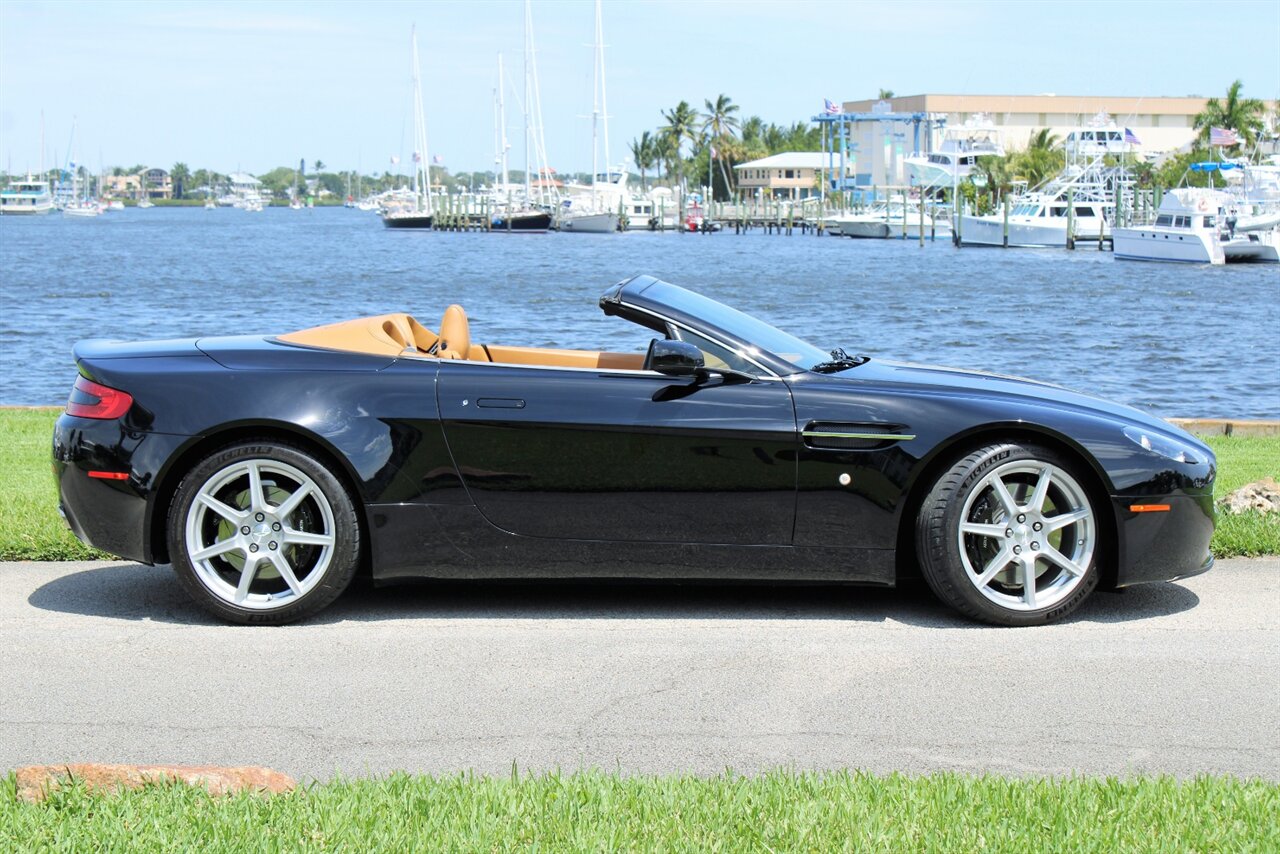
left=228, top=171, right=264, bottom=199
left=102, top=168, right=173, bottom=200
left=734, top=152, right=852, bottom=201
left=836, top=93, right=1278, bottom=188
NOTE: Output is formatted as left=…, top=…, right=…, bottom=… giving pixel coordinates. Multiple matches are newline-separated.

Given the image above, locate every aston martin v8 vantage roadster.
left=53, top=275, right=1216, bottom=625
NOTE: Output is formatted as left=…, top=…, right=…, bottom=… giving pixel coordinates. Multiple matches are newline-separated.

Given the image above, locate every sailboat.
left=382, top=26, right=434, bottom=230
left=136, top=168, right=154, bottom=209
left=289, top=158, right=304, bottom=210
left=561, top=0, right=620, bottom=233
left=489, top=46, right=552, bottom=233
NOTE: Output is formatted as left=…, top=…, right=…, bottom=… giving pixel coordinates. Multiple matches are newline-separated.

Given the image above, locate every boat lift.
left=812, top=106, right=946, bottom=203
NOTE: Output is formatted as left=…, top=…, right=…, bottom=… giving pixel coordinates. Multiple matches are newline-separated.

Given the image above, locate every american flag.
left=412, top=151, right=422, bottom=163
left=1123, top=127, right=1141, bottom=145
left=1210, top=126, right=1239, bottom=146
left=824, top=98, right=841, bottom=115
left=432, top=154, right=443, bottom=165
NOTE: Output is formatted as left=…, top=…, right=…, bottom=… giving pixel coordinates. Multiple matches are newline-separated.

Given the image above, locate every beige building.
left=834, top=93, right=1276, bottom=187
left=735, top=152, right=848, bottom=200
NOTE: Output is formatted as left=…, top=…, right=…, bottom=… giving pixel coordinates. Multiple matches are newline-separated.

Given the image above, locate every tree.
left=702, top=94, right=741, bottom=198
left=1026, top=128, right=1060, bottom=152
left=628, top=131, right=658, bottom=191
left=1194, top=80, right=1266, bottom=151
left=877, top=89, right=894, bottom=100
left=659, top=100, right=699, bottom=187
left=170, top=162, right=191, bottom=199
left=314, top=159, right=326, bottom=173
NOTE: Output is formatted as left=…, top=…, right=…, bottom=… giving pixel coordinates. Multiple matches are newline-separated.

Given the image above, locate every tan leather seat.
left=438, top=304, right=470, bottom=359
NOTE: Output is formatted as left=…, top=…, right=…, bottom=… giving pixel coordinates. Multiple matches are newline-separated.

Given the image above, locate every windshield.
left=639, top=281, right=830, bottom=370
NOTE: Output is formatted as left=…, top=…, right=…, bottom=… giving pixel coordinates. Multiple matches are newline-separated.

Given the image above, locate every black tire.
left=167, top=440, right=361, bottom=625
left=915, top=441, right=1100, bottom=626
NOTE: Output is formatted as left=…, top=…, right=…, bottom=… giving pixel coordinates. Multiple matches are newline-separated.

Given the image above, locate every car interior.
left=277, top=306, right=648, bottom=370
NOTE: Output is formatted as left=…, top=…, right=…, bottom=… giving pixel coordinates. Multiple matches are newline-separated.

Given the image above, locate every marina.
left=1, top=206, right=1276, bottom=419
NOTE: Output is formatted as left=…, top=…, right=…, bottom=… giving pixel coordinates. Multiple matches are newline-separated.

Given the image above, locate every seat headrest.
left=439, top=304, right=470, bottom=359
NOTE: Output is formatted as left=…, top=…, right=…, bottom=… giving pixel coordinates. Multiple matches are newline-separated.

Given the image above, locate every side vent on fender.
left=801, top=422, right=915, bottom=451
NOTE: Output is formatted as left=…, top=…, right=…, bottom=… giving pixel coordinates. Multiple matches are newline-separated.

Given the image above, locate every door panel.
left=437, top=363, right=797, bottom=544
left=791, top=382, right=921, bottom=549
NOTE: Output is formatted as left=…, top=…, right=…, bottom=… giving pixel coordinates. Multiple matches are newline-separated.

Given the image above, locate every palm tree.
left=1194, top=80, right=1266, bottom=150
left=702, top=94, right=740, bottom=198
left=877, top=89, right=894, bottom=100
left=1027, top=128, right=1060, bottom=152
left=170, top=162, right=191, bottom=199
left=628, top=131, right=657, bottom=191
left=659, top=100, right=699, bottom=188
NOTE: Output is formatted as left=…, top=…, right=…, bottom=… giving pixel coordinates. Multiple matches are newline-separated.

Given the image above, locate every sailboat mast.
left=525, top=0, right=552, bottom=207
left=596, top=0, right=609, bottom=182
left=523, top=11, right=532, bottom=203
left=410, top=26, right=431, bottom=212
left=589, top=2, right=600, bottom=206
left=497, top=53, right=509, bottom=196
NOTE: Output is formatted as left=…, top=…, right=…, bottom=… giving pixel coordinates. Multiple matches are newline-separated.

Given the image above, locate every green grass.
left=1204, top=434, right=1280, bottom=557
left=1, top=409, right=1276, bottom=561
left=0, top=409, right=107, bottom=561
left=3, top=770, right=1277, bottom=852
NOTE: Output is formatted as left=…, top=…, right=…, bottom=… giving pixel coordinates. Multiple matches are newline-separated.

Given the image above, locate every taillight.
left=66, top=376, right=133, bottom=420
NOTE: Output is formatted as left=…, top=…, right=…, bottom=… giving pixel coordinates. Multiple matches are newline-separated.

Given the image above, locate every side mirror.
left=644, top=338, right=704, bottom=377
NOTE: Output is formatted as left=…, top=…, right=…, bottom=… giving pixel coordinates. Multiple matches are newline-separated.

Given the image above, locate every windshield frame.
left=602, top=276, right=831, bottom=376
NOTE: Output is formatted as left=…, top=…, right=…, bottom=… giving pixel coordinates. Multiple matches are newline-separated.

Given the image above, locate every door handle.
left=477, top=398, right=526, bottom=409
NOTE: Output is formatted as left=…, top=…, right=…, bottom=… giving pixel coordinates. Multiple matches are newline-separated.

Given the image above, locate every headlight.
left=1122, top=426, right=1201, bottom=464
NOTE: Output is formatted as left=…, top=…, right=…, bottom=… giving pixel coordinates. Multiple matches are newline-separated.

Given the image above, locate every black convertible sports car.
left=53, top=275, right=1215, bottom=626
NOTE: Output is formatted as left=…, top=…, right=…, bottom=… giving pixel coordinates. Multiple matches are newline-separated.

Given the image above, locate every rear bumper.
left=52, top=414, right=189, bottom=564
left=1113, top=493, right=1215, bottom=586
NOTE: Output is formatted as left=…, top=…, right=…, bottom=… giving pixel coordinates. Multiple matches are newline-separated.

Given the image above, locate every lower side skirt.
left=366, top=503, right=898, bottom=586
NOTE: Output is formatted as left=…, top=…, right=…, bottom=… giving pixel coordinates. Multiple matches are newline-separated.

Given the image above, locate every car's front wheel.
left=167, top=441, right=361, bottom=624
left=916, top=442, right=1100, bottom=626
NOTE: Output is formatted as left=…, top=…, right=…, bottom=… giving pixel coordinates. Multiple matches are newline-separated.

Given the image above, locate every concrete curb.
left=1169, top=418, right=1280, bottom=438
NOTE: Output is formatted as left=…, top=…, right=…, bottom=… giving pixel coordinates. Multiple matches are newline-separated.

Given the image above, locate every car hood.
left=820, top=358, right=1200, bottom=443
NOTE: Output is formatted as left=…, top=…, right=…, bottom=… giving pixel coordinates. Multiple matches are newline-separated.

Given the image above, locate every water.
left=1, top=207, right=1277, bottom=418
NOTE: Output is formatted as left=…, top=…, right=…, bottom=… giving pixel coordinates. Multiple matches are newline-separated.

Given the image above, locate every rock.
left=1219, top=478, right=1280, bottom=515
left=13, top=763, right=295, bottom=803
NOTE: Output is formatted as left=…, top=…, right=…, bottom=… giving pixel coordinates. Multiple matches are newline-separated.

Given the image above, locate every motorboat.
left=958, top=156, right=1116, bottom=248
left=0, top=177, right=55, bottom=215
left=905, top=114, right=1005, bottom=188
left=1112, top=188, right=1231, bottom=264
left=837, top=203, right=948, bottom=239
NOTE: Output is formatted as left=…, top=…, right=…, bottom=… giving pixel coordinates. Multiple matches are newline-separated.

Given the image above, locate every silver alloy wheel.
left=956, top=460, right=1095, bottom=612
left=183, top=458, right=336, bottom=610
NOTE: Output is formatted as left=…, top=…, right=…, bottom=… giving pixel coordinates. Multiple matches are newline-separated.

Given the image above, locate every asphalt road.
left=2, top=559, right=1277, bottom=781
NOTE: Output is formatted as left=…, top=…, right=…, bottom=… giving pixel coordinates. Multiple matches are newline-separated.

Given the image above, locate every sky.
left=2, top=0, right=1278, bottom=178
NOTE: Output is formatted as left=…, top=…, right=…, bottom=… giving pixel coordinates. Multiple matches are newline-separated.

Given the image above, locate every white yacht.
left=958, top=156, right=1116, bottom=248
left=837, top=202, right=949, bottom=239
left=0, top=177, right=55, bottom=215
left=905, top=114, right=1005, bottom=188
left=1112, top=188, right=1232, bottom=264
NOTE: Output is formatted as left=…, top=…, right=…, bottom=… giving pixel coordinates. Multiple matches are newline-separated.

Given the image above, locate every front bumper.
left=1112, top=492, right=1216, bottom=586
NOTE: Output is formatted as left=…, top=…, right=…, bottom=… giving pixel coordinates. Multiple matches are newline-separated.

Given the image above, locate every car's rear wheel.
left=167, top=441, right=360, bottom=624
left=916, top=442, right=1100, bottom=626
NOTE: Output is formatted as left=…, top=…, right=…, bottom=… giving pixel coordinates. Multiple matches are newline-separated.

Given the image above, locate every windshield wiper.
left=810, top=347, right=869, bottom=373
